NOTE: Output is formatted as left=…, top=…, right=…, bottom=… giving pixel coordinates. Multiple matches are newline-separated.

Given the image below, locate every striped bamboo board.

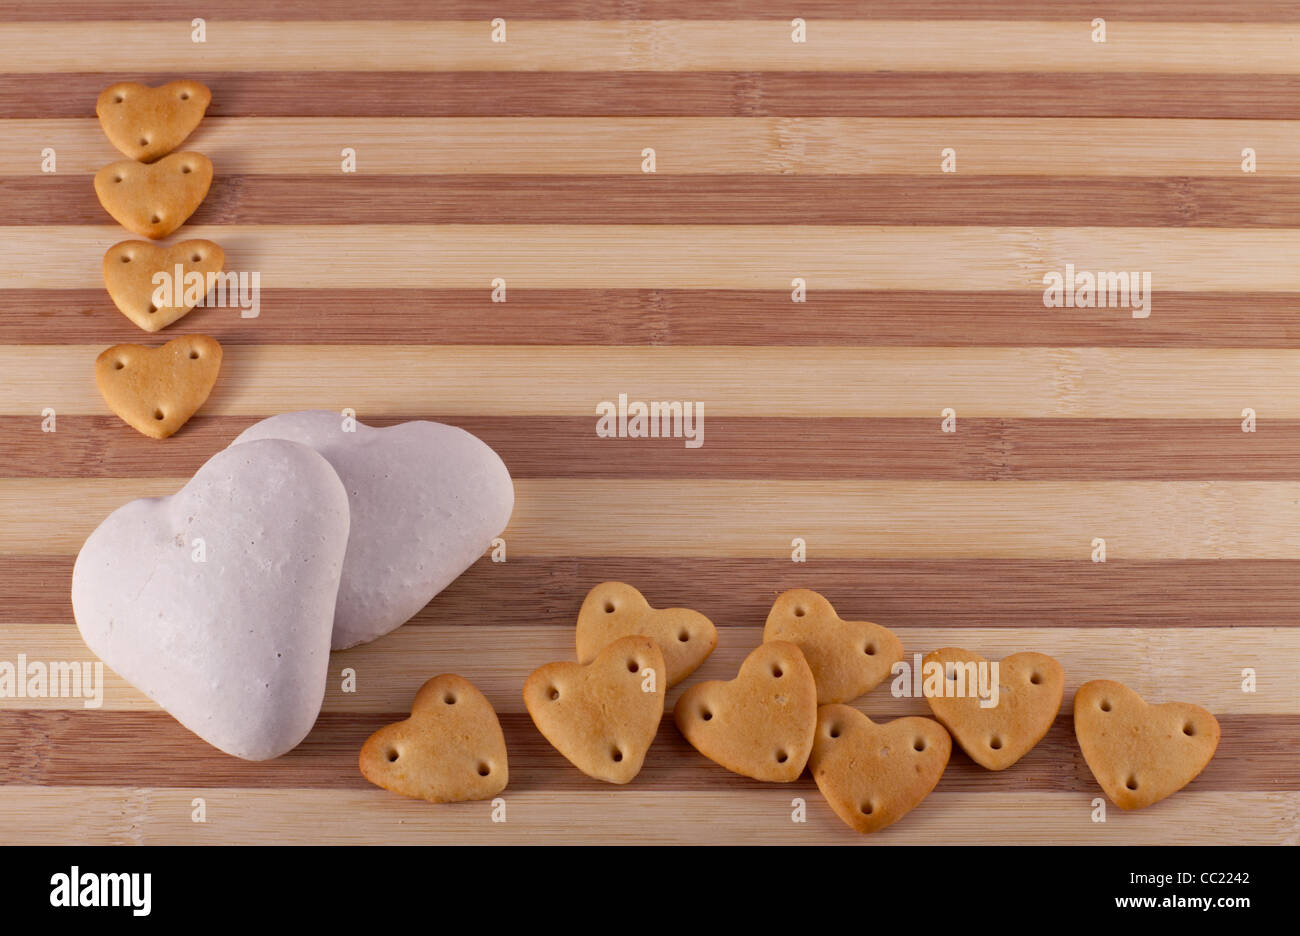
left=1, top=1, right=1297, bottom=846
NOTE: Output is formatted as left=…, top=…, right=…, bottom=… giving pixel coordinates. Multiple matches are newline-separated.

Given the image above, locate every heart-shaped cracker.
left=97, top=80, right=211, bottom=162
left=674, top=641, right=817, bottom=782
left=763, top=588, right=903, bottom=704
left=71, top=438, right=349, bottom=760
left=1074, top=679, right=1220, bottom=810
left=360, top=674, right=508, bottom=802
left=809, top=705, right=951, bottom=833
left=523, top=635, right=665, bottom=784
left=94, top=334, right=222, bottom=439
left=231, top=412, right=515, bottom=649
left=923, top=647, right=1064, bottom=770
left=94, top=152, right=213, bottom=239
left=576, top=582, right=717, bottom=688
left=103, top=239, right=225, bottom=332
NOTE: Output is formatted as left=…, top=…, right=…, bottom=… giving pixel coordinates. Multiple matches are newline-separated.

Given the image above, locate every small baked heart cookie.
left=674, top=641, right=816, bottom=782
left=763, top=588, right=903, bottom=704
left=923, top=647, right=1064, bottom=770
left=94, top=152, right=213, bottom=239
left=103, top=239, right=225, bottom=332
left=809, top=705, right=951, bottom=833
left=1074, top=679, right=1220, bottom=810
left=359, top=674, right=508, bottom=803
left=576, top=582, right=717, bottom=688
left=97, top=80, right=211, bottom=162
left=94, top=334, right=222, bottom=439
left=523, top=635, right=665, bottom=784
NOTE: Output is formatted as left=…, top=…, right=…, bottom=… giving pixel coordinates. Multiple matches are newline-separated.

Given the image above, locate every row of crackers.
left=360, top=583, right=1220, bottom=833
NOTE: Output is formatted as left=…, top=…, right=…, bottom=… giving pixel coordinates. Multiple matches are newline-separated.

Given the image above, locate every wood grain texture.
left=5, top=22, right=1300, bottom=74
left=1, top=4, right=1294, bottom=846
left=6, top=346, right=1300, bottom=417
left=9, top=118, right=1300, bottom=175
left=6, top=556, right=1300, bottom=628
left=11, top=176, right=1300, bottom=225
left=7, top=73, right=1300, bottom=118
left=5, top=1, right=1298, bottom=22
left=7, top=226, right=1300, bottom=290
left=6, top=290, right=1300, bottom=347
left=5, top=416, right=1300, bottom=480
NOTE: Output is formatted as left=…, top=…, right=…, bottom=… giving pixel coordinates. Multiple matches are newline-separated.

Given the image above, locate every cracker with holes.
left=922, top=647, right=1063, bottom=770
left=763, top=588, right=903, bottom=704
left=674, top=641, right=816, bottom=782
left=809, top=705, right=951, bottom=833
left=1074, top=679, right=1219, bottom=810
left=97, top=80, right=211, bottom=163
left=523, top=635, right=665, bottom=784
left=94, top=334, right=222, bottom=439
left=359, top=674, right=508, bottom=803
left=94, top=152, right=213, bottom=239
left=103, top=239, right=225, bottom=332
left=576, top=582, right=716, bottom=688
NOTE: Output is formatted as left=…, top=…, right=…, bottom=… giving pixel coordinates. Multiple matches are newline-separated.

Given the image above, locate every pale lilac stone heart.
left=71, top=438, right=350, bottom=760
left=230, top=411, right=515, bottom=649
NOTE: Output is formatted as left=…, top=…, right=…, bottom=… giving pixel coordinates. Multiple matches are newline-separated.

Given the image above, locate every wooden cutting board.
left=1, top=1, right=1298, bottom=845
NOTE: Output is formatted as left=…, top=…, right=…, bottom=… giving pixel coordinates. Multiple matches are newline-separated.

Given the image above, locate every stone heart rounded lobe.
left=71, top=438, right=350, bottom=760
left=230, top=411, right=515, bottom=649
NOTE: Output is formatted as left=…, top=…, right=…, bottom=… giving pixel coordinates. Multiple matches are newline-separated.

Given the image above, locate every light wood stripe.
left=4, top=1, right=1294, bottom=24
left=7, top=117, right=1299, bottom=176
left=7, top=290, right=1300, bottom=347
left=6, top=478, right=1300, bottom=558
left=1, top=788, right=1292, bottom=844
left=7, top=556, right=1299, bottom=629
left=4, top=226, right=1300, bottom=290
left=11, top=176, right=1300, bottom=228
left=6, top=72, right=1299, bottom=119
left=3, top=623, right=1288, bottom=715
left=5, top=22, right=1300, bottom=74
left=4, top=346, right=1300, bottom=418
left=5, top=416, right=1299, bottom=481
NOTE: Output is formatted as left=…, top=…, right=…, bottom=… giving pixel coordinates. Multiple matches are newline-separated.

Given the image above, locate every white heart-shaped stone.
left=71, top=438, right=350, bottom=760
left=230, top=411, right=515, bottom=649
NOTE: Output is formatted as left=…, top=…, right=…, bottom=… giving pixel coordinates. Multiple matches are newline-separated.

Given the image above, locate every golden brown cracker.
left=809, top=704, right=951, bottom=833
left=359, top=674, right=508, bottom=803
left=523, top=635, right=665, bottom=784
left=94, top=152, right=213, bottom=239
left=103, top=239, right=225, bottom=333
left=1074, top=679, right=1220, bottom=810
left=673, top=640, right=816, bottom=782
left=923, top=647, right=1064, bottom=770
left=97, top=80, right=211, bottom=163
left=763, top=588, right=903, bottom=704
left=94, top=334, right=222, bottom=439
left=576, top=581, right=716, bottom=688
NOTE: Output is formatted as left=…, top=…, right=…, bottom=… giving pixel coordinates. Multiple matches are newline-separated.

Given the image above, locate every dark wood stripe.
left=0, top=1, right=1293, bottom=21
left=11, top=176, right=1300, bottom=228
left=0, top=711, right=1287, bottom=793
left=4, top=73, right=1300, bottom=118
left=9, top=290, right=1300, bottom=347
left=5, top=416, right=1299, bottom=481
left=9, top=556, right=1300, bottom=628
